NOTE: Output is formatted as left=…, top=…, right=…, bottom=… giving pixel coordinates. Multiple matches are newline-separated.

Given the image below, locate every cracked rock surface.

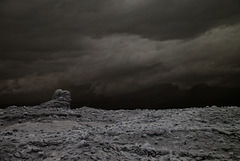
left=0, top=105, right=239, bottom=161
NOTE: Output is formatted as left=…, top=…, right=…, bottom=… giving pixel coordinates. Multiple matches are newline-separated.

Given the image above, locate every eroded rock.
left=41, top=89, right=71, bottom=108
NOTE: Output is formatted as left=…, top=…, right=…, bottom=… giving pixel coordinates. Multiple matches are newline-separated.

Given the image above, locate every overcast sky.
left=1, top=0, right=240, bottom=108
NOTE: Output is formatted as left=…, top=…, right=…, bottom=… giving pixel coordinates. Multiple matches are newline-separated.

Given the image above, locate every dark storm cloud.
left=1, top=0, right=239, bottom=56
left=0, top=0, right=240, bottom=107
left=1, top=24, right=239, bottom=95
left=1, top=0, right=240, bottom=47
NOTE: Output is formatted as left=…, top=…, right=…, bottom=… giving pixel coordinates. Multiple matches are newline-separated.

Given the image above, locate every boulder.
left=41, top=89, right=71, bottom=108
left=52, top=89, right=71, bottom=103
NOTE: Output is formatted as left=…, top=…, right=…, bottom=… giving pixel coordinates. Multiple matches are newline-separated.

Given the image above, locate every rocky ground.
left=0, top=90, right=240, bottom=161
left=0, top=105, right=239, bottom=161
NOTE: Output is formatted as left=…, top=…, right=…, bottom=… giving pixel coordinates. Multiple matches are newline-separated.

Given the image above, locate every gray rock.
left=77, top=140, right=89, bottom=148
left=52, top=89, right=71, bottom=102
left=41, top=89, right=71, bottom=108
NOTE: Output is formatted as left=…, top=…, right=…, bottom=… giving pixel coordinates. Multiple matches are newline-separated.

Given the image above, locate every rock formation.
left=40, top=89, right=71, bottom=108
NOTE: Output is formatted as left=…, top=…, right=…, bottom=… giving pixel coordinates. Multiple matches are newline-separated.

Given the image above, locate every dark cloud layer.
left=0, top=0, right=240, bottom=108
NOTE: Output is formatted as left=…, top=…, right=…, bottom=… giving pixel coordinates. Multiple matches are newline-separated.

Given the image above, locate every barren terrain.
left=0, top=105, right=239, bottom=161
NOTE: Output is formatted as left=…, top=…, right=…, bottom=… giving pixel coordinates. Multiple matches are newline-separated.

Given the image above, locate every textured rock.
left=52, top=89, right=71, bottom=102
left=0, top=105, right=239, bottom=160
left=41, top=89, right=71, bottom=108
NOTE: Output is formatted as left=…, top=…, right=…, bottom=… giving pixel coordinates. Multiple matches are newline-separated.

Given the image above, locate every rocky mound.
left=40, top=89, right=71, bottom=108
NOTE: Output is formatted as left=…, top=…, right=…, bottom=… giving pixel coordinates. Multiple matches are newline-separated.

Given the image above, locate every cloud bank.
left=0, top=0, right=240, bottom=108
